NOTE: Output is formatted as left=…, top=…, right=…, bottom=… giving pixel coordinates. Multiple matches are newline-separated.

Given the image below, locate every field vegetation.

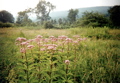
left=0, top=27, right=120, bottom=83
left=0, top=1, right=120, bottom=83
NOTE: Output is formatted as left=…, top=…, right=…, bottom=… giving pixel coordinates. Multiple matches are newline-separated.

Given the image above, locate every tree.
left=67, top=9, right=78, bottom=23
left=63, top=18, right=69, bottom=25
left=78, top=11, right=108, bottom=27
left=16, top=10, right=32, bottom=25
left=53, top=19, right=57, bottom=24
left=108, top=5, right=120, bottom=28
left=0, top=10, right=14, bottom=23
left=34, top=0, right=55, bottom=23
left=58, top=18, right=63, bottom=25
left=44, top=21, right=54, bottom=29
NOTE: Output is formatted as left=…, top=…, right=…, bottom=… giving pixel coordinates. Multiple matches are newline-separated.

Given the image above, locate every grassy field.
left=0, top=27, right=120, bottom=83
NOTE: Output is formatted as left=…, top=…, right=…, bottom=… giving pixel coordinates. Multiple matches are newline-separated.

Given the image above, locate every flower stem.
left=65, top=65, right=68, bottom=82
left=25, top=52, right=30, bottom=83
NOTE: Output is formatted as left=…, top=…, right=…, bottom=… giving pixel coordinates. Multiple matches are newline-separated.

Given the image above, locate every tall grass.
left=0, top=27, right=120, bottom=83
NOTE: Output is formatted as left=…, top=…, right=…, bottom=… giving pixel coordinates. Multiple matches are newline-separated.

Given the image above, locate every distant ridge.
left=49, top=6, right=112, bottom=19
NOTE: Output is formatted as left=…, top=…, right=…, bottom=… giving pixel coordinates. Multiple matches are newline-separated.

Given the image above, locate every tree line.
left=0, top=0, right=120, bottom=28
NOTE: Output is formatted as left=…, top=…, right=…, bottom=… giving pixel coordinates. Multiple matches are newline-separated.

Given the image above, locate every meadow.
left=0, top=27, right=120, bottom=83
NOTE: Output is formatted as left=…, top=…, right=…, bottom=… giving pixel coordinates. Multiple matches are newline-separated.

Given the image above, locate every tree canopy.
left=108, top=5, right=120, bottom=28
left=34, top=0, right=55, bottom=23
left=0, top=10, right=14, bottom=23
left=16, top=10, right=32, bottom=25
left=67, top=9, right=79, bottom=23
left=78, top=11, right=108, bottom=27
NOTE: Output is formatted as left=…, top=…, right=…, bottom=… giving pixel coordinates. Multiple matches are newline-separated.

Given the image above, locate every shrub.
left=0, top=22, right=13, bottom=28
left=44, top=21, right=54, bottom=29
left=77, top=11, right=109, bottom=27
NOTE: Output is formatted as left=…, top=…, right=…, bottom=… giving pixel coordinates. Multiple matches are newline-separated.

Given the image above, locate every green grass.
left=0, top=27, right=120, bottom=83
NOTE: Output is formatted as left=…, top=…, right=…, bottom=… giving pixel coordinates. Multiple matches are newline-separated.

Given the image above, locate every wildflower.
left=20, top=42, right=29, bottom=46
left=36, top=35, right=43, bottom=38
left=15, top=37, right=27, bottom=45
left=15, top=37, right=27, bottom=42
left=65, top=38, right=73, bottom=43
left=49, top=36, right=55, bottom=39
left=27, top=45, right=35, bottom=49
left=34, top=38, right=41, bottom=42
left=43, top=38, right=50, bottom=43
left=66, top=38, right=72, bottom=41
left=26, top=39, right=34, bottom=43
left=51, top=38, right=58, bottom=42
left=77, top=38, right=82, bottom=41
left=20, top=48, right=26, bottom=53
left=65, top=60, right=70, bottom=65
left=37, top=42, right=43, bottom=46
left=52, top=44, right=57, bottom=47
left=73, top=40, right=79, bottom=45
left=58, top=35, right=68, bottom=40
left=47, top=46, right=55, bottom=50
left=40, top=48, right=46, bottom=51
left=46, top=44, right=57, bottom=50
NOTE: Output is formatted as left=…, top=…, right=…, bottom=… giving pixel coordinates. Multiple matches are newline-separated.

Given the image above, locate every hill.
left=49, top=6, right=112, bottom=20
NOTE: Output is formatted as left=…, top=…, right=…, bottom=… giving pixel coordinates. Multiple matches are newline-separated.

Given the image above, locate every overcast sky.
left=0, top=0, right=120, bottom=16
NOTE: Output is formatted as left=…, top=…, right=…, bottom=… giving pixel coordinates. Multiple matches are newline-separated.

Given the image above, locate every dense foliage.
left=0, top=10, right=14, bottom=23
left=16, top=10, right=32, bottom=25
left=67, top=9, right=79, bottom=23
left=108, top=5, right=120, bottom=28
left=77, top=11, right=108, bottom=27
left=0, top=22, right=13, bottom=28
left=44, top=21, right=54, bottom=29
left=35, top=0, right=56, bottom=23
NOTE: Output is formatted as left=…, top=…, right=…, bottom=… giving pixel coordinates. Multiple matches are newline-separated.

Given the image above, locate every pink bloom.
left=27, top=39, right=34, bottom=43
left=34, top=38, right=41, bottom=42
left=65, top=60, right=70, bottom=65
left=40, top=48, right=46, bottom=51
left=36, top=35, right=43, bottom=38
left=58, top=35, right=68, bottom=40
left=46, top=44, right=57, bottom=50
left=47, top=46, right=55, bottom=50
left=66, top=38, right=72, bottom=41
left=37, top=42, right=43, bottom=46
left=49, top=36, right=55, bottom=39
left=73, top=41, right=79, bottom=44
left=20, top=42, right=29, bottom=46
left=51, top=38, right=58, bottom=42
left=16, top=37, right=27, bottom=42
left=52, top=44, right=58, bottom=47
left=27, top=45, right=35, bottom=49
left=20, top=48, right=26, bottom=53
left=65, top=38, right=73, bottom=43
left=43, top=38, right=49, bottom=42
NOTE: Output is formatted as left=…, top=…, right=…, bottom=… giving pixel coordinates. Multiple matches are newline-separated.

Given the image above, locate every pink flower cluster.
left=27, top=45, right=35, bottom=49
left=16, top=35, right=87, bottom=54
left=16, top=37, right=27, bottom=42
left=15, top=37, right=35, bottom=53
left=65, top=60, right=70, bottom=65
left=43, top=44, right=57, bottom=50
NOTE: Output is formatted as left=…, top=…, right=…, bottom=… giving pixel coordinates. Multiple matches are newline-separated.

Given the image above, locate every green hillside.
left=49, top=6, right=112, bottom=19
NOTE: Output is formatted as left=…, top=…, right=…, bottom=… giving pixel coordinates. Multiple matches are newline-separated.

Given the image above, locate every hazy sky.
left=0, top=0, right=120, bottom=16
